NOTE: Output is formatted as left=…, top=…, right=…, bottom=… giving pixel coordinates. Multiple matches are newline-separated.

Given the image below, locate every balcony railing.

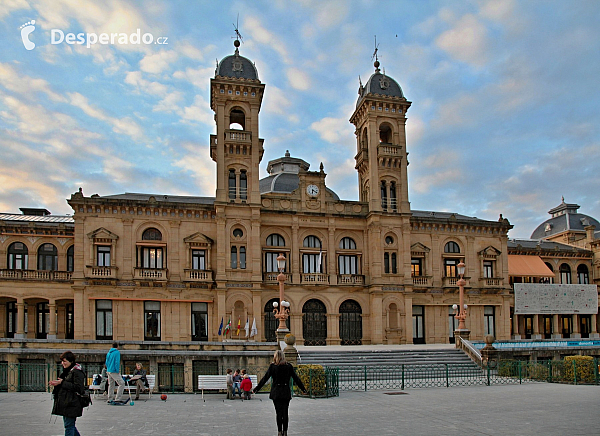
left=86, top=266, right=117, bottom=279
left=225, top=129, right=251, bottom=143
left=184, top=269, right=213, bottom=282
left=412, top=276, right=432, bottom=287
left=442, top=277, right=470, bottom=288
left=301, top=273, right=329, bottom=284
left=377, top=143, right=401, bottom=156
left=134, top=268, right=167, bottom=280
left=0, top=269, right=72, bottom=281
left=263, top=272, right=292, bottom=284
left=480, top=277, right=504, bottom=287
left=338, top=274, right=364, bottom=285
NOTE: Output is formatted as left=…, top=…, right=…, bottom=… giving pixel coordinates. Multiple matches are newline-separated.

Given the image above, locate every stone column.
left=15, top=298, right=25, bottom=339
left=404, top=295, right=413, bottom=344
left=532, top=314, right=541, bottom=340
left=512, top=313, right=520, bottom=340
left=552, top=314, right=561, bottom=339
left=590, top=314, right=599, bottom=338
left=571, top=314, right=581, bottom=338
left=184, top=357, right=194, bottom=393
left=48, top=299, right=57, bottom=339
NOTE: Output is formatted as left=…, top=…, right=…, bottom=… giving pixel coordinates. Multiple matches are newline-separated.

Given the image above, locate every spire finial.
left=232, top=13, right=243, bottom=54
left=372, top=35, right=380, bottom=72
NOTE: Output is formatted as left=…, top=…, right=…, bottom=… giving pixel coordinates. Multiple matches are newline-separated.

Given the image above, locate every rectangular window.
left=96, top=300, right=113, bottom=340
left=144, top=301, right=161, bottom=341
left=142, top=247, right=163, bottom=269
left=6, top=302, right=17, bottom=338
left=265, top=252, right=284, bottom=273
left=231, top=246, right=237, bottom=269
left=303, top=253, right=322, bottom=273
left=411, top=258, right=422, bottom=277
left=448, top=306, right=458, bottom=343
left=384, top=253, right=390, bottom=274
left=445, top=259, right=458, bottom=277
left=192, top=249, right=206, bottom=270
left=36, top=302, right=49, bottom=339
left=391, top=253, right=397, bottom=274
left=338, top=255, right=358, bottom=275
left=191, top=302, right=208, bottom=341
left=484, top=306, right=495, bottom=337
left=97, top=245, right=111, bottom=267
left=66, top=303, right=74, bottom=339
left=239, top=247, right=246, bottom=269
left=483, top=261, right=493, bottom=278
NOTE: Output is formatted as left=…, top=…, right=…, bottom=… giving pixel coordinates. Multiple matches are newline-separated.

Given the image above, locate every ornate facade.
left=2, top=41, right=537, bottom=348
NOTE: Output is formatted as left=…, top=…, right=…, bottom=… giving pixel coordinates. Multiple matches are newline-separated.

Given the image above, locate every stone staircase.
left=297, top=347, right=479, bottom=369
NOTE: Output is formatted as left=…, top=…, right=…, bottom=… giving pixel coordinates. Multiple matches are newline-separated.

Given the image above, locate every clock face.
left=306, top=184, right=319, bottom=197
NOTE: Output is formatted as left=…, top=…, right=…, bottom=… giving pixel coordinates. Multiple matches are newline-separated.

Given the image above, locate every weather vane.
left=233, top=13, right=243, bottom=44
left=371, top=35, right=379, bottom=63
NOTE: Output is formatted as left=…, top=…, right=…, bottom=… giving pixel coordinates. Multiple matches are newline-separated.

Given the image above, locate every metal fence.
left=327, top=358, right=600, bottom=392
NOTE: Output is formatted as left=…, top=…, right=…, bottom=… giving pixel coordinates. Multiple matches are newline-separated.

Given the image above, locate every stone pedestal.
left=453, top=329, right=470, bottom=345
left=481, top=335, right=499, bottom=369
left=280, top=332, right=298, bottom=366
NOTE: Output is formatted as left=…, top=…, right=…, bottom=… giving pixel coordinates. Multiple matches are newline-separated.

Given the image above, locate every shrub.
left=526, top=363, right=549, bottom=381
left=562, top=356, right=596, bottom=384
left=296, top=364, right=326, bottom=397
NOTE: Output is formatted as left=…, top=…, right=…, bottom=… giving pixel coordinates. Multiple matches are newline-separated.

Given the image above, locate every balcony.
left=263, top=272, right=292, bottom=284
left=0, top=269, right=72, bottom=282
left=377, top=143, right=401, bottom=157
left=301, top=273, right=329, bottom=284
left=184, top=269, right=213, bottom=283
left=134, top=268, right=167, bottom=280
left=412, top=276, right=432, bottom=287
left=442, top=277, right=470, bottom=288
left=338, top=274, right=364, bottom=285
left=480, top=277, right=504, bottom=287
left=86, top=266, right=117, bottom=279
left=225, top=129, right=251, bottom=144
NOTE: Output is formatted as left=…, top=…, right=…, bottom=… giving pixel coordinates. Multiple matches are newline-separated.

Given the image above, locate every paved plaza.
left=1, top=383, right=599, bottom=435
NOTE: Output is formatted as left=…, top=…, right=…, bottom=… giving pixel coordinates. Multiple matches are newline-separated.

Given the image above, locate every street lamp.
left=453, top=261, right=468, bottom=331
left=273, top=253, right=290, bottom=332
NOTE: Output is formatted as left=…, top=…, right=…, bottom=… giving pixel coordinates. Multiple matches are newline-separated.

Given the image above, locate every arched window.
left=229, top=169, right=236, bottom=200
left=379, top=124, right=392, bottom=143
left=265, top=234, right=286, bottom=273
left=229, top=108, right=245, bottom=130
left=142, top=228, right=162, bottom=241
left=37, top=243, right=57, bottom=271
left=7, top=242, right=28, bottom=270
left=577, top=264, right=589, bottom=284
left=230, top=246, right=237, bottom=269
left=266, top=234, right=285, bottom=247
left=240, top=170, right=247, bottom=200
left=381, top=181, right=387, bottom=211
left=390, top=182, right=397, bottom=212
left=544, top=262, right=554, bottom=284
left=339, top=237, right=356, bottom=250
left=141, top=228, right=164, bottom=269
left=444, top=242, right=460, bottom=253
left=339, top=300, right=362, bottom=345
left=559, top=263, right=571, bottom=284
left=303, top=236, right=321, bottom=248
left=264, top=298, right=290, bottom=342
left=67, top=245, right=74, bottom=272
left=302, top=299, right=327, bottom=346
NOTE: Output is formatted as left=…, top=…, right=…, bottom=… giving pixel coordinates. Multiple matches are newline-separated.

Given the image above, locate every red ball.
left=160, top=394, right=168, bottom=401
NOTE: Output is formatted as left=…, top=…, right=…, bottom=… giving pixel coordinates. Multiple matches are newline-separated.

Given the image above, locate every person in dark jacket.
left=253, top=350, right=307, bottom=436
left=49, top=350, right=86, bottom=436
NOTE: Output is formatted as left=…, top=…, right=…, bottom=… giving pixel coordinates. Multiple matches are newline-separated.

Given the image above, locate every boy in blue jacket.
left=105, top=342, right=126, bottom=403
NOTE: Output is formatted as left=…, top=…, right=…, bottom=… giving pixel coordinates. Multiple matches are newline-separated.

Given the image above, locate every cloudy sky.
left=1, top=0, right=599, bottom=238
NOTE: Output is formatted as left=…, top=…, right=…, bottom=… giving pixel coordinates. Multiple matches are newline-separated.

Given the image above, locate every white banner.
left=514, top=283, right=598, bottom=314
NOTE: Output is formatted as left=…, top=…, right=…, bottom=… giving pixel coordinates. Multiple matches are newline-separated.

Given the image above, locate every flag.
left=244, top=317, right=249, bottom=337
left=250, top=317, right=258, bottom=338
left=224, top=317, right=231, bottom=336
left=218, top=317, right=223, bottom=336
left=236, top=318, right=241, bottom=336
left=318, top=245, right=323, bottom=272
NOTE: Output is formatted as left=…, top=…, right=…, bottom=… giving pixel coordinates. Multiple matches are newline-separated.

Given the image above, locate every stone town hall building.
left=0, top=41, right=516, bottom=348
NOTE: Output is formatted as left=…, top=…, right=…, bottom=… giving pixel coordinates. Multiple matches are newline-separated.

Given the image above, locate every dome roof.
left=357, top=64, right=404, bottom=107
left=530, top=199, right=600, bottom=239
left=215, top=45, right=259, bottom=81
left=259, top=151, right=340, bottom=200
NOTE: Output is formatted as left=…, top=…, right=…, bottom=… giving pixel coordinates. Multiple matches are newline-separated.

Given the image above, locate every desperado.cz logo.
left=20, top=20, right=168, bottom=50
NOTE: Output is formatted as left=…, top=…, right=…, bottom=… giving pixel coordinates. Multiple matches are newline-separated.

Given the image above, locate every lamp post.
left=452, top=261, right=470, bottom=341
left=273, top=253, right=290, bottom=332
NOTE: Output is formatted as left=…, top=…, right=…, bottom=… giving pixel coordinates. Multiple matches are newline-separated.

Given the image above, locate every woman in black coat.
left=253, top=350, right=307, bottom=436
left=49, top=351, right=85, bottom=436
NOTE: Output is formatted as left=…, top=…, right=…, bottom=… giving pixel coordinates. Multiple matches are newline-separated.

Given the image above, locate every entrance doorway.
left=524, top=315, right=534, bottom=339
left=339, top=300, right=362, bottom=345
left=542, top=315, right=553, bottom=339
left=302, top=299, right=327, bottom=346
left=412, top=305, right=425, bottom=344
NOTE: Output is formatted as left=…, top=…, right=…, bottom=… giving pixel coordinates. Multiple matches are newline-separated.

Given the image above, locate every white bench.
left=197, top=375, right=258, bottom=399
left=89, top=374, right=155, bottom=399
